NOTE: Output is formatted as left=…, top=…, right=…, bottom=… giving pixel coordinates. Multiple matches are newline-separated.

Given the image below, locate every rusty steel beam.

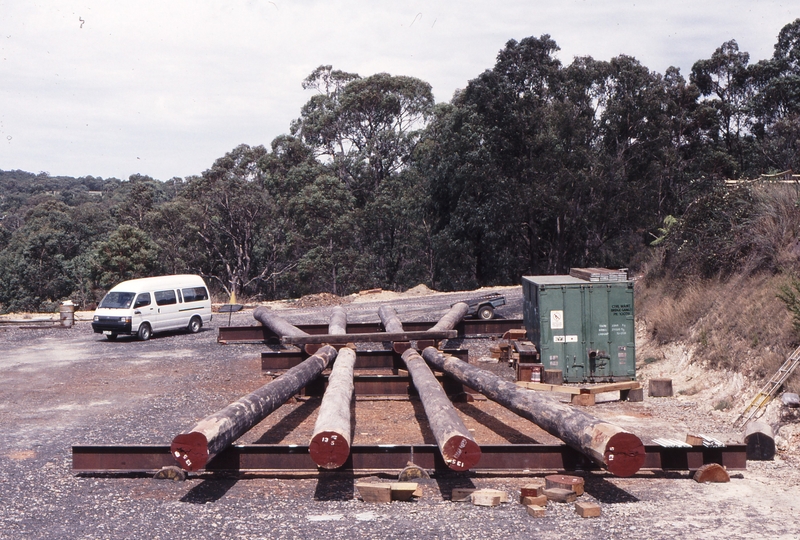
left=71, top=444, right=747, bottom=474
left=171, top=345, right=338, bottom=472
left=261, top=348, right=469, bottom=371
left=280, top=329, right=458, bottom=345
left=421, top=347, right=646, bottom=477
left=218, top=319, right=526, bottom=343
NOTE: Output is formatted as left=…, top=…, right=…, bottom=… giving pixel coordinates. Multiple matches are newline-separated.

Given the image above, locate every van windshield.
left=99, top=292, right=136, bottom=309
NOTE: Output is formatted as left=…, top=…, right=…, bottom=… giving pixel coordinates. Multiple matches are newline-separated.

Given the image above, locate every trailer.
left=461, top=293, right=506, bottom=320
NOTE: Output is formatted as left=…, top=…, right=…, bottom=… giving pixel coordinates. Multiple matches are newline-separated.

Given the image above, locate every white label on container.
left=553, top=335, right=566, bottom=343
left=550, top=310, right=564, bottom=330
left=566, top=335, right=578, bottom=342
left=549, top=355, right=559, bottom=367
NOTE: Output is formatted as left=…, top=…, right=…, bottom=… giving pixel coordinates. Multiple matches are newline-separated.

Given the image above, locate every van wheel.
left=477, top=305, right=494, bottom=320
left=188, top=317, right=202, bottom=334
left=107, top=333, right=118, bottom=341
left=137, top=323, right=152, bottom=341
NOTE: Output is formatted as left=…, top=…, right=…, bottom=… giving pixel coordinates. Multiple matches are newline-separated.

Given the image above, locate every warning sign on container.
left=550, top=310, right=563, bottom=330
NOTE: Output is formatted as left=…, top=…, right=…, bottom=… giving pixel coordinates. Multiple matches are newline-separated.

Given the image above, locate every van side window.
left=155, top=290, right=177, bottom=306
left=177, top=289, right=183, bottom=303
left=182, top=287, right=209, bottom=302
left=134, top=293, right=151, bottom=309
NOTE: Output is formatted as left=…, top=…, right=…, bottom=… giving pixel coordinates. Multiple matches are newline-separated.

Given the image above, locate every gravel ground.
left=1, top=289, right=800, bottom=539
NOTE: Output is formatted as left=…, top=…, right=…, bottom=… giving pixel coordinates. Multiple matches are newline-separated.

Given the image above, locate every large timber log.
left=429, top=302, right=469, bottom=332
left=253, top=306, right=309, bottom=337
left=309, top=347, right=356, bottom=468
left=378, top=305, right=404, bottom=333
left=329, top=306, right=347, bottom=335
left=171, top=345, right=338, bottom=472
left=401, top=348, right=481, bottom=471
left=421, top=347, right=645, bottom=477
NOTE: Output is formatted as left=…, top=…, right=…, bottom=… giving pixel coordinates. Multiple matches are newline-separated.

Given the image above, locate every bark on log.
left=420, top=347, right=645, bottom=477
left=401, top=348, right=481, bottom=471
left=171, top=345, right=338, bottom=471
left=328, top=306, right=347, bottom=336
left=309, top=347, right=356, bottom=469
left=253, top=306, right=309, bottom=337
left=378, top=305, right=405, bottom=334
left=429, top=303, right=469, bottom=332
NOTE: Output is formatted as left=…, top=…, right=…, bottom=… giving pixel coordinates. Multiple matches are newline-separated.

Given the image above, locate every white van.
left=91, top=274, right=213, bottom=341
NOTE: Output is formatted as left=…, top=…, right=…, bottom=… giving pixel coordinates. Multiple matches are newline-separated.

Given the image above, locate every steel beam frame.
left=72, top=443, right=746, bottom=475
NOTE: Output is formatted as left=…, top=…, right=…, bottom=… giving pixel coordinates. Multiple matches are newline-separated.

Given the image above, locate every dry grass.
left=637, top=272, right=799, bottom=393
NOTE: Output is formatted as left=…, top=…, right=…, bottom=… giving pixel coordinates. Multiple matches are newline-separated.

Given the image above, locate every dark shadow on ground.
left=456, top=402, right=541, bottom=444
left=180, top=476, right=239, bottom=504
left=313, top=469, right=356, bottom=501
left=584, top=474, right=640, bottom=503
left=253, top=398, right=319, bottom=444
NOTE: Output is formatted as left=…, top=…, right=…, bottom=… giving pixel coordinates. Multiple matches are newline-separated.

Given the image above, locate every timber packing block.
left=571, top=393, right=596, bottom=406
left=545, top=474, right=585, bottom=496
left=451, top=487, right=476, bottom=502
left=390, top=482, right=420, bottom=501
left=542, top=369, right=563, bottom=386
left=693, top=463, right=730, bottom=483
left=471, top=489, right=506, bottom=507
left=624, top=387, right=644, bottom=402
left=543, top=487, right=578, bottom=503
left=526, top=505, right=546, bottom=518
left=520, top=480, right=546, bottom=499
left=521, top=495, right=548, bottom=507
left=356, top=482, right=392, bottom=503
left=649, top=378, right=673, bottom=397
left=575, top=501, right=601, bottom=518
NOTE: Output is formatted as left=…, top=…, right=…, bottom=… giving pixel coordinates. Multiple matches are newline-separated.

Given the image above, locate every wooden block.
left=545, top=474, right=585, bottom=496
left=571, top=393, right=596, bottom=406
left=356, top=482, right=392, bottom=503
left=521, top=495, right=547, bottom=507
left=390, top=482, right=419, bottom=501
left=502, top=329, right=528, bottom=340
left=685, top=434, right=705, bottom=446
left=520, top=480, right=546, bottom=499
left=451, top=487, right=475, bottom=502
left=575, top=501, right=601, bottom=518
left=543, top=487, right=577, bottom=503
left=649, top=378, right=673, bottom=397
left=624, top=387, right=644, bottom=402
left=542, top=369, right=563, bottom=386
left=693, top=463, right=730, bottom=483
left=471, top=489, right=502, bottom=507
left=526, top=504, right=546, bottom=518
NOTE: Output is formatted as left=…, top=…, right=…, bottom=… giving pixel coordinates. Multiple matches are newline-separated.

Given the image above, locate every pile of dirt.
left=294, top=292, right=353, bottom=309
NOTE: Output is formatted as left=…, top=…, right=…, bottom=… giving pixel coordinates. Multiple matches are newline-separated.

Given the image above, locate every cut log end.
left=604, top=432, right=646, bottom=477
left=309, top=430, right=351, bottom=469
left=442, top=436, right=482, bottom=471
left=171, top=432, right=209, bottom=472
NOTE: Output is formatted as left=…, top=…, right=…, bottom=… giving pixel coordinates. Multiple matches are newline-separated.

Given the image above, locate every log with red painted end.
left=401, top=348, right=482, bottom=471
left=421, top=346, right=645, bottom=477
left=309, top=347, right=356, bottom=469
left=171, top=345, right=338, bottom=472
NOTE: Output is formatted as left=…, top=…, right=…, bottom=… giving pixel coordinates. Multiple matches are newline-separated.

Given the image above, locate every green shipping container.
left=522, top=275, right=635, bottom=383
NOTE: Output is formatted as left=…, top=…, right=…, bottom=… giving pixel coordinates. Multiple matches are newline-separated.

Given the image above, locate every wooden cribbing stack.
left=420, top=347, right=645, bottom=477
left=380, top=305, right=481, bottom=471
left=171, top=345, right=339, bottom=472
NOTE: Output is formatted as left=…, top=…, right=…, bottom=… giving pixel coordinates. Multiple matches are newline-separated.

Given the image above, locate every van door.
left=153, top=289, right=180, bottom=331
left=133, top=292, right=154, bottom=332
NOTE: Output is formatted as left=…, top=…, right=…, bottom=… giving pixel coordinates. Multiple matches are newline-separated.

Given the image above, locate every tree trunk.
left=171, top=345, right=338, bottom=471
left=309, top=347, right=356, bottom=469
left=429, top=302, right=469, bottom=332
left=328, top=306, right=347, bottom=336
left=253, top=306, right=309, bottom=337
left=420, top=347, right=644, bottom=477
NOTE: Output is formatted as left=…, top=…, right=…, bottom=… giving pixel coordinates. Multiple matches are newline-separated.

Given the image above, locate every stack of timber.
left=569, top=267, right=629, bottom=282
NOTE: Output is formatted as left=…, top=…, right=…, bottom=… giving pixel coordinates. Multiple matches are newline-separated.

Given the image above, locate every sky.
left=0, top=1, right=797, bottom=181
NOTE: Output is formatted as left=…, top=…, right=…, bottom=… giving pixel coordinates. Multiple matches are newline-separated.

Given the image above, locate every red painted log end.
left=309, top=431, right=351, bottom=469
left=442, top=436, right=482, bottom=472
left=604, top=432, right=646, bottom=477
left=171, top=432, right=209, bottom=472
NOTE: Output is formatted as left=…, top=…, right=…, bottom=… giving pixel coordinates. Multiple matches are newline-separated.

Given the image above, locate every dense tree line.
left=2, top=20, right=800, bottom=311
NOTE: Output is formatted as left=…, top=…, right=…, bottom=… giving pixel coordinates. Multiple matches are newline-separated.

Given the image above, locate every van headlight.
left=120, top=317, right=131, bottom=324
left=93, top=315, right=99, bottom=322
